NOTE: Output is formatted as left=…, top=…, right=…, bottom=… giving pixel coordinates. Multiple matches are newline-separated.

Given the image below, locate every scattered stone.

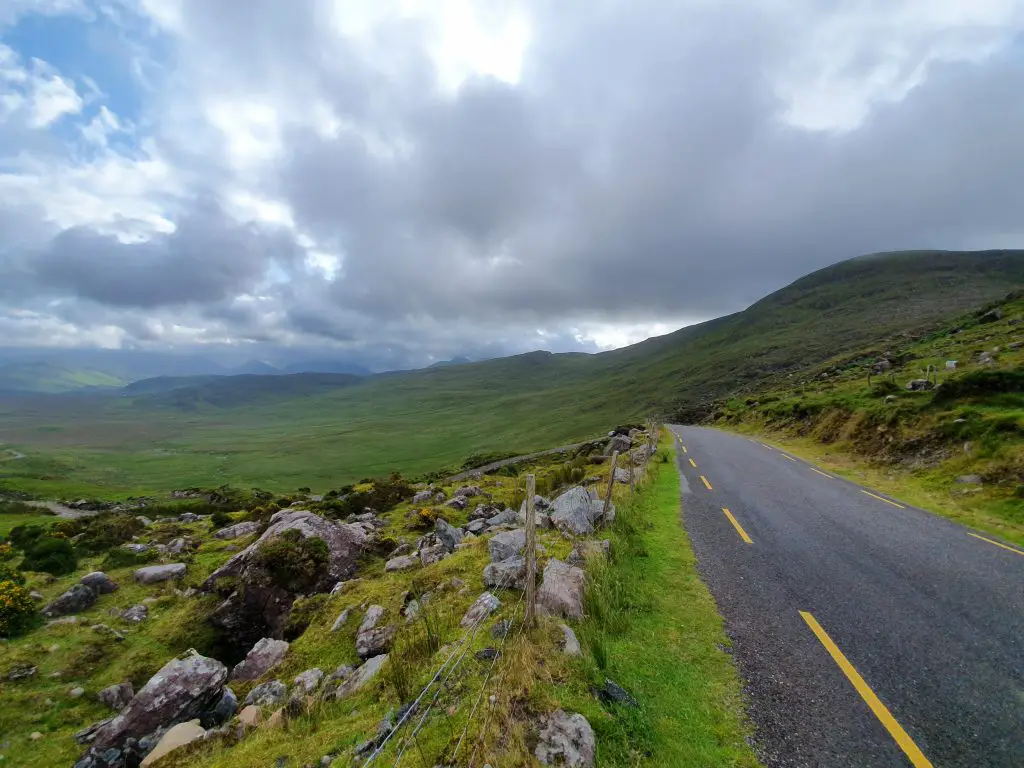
left=537, top=559, right=585, bottom=619
left=231, top=638, right=289, bottom=682
left=388, top=542, right=412, bottom=558
left=237, top=705, right=261, bottom=728
left=492, top=619, right=511, bottom=639
left=483, top=555, right=528, bottom=590
left=42, top=584, right=97, bottom=618
left=90, top=624, right=126, bottom=641
left=123, top=543, right=150, bottom=554
left=167, top=537, right=190, bottom=555
left=412, top=489, right=435, bottom=504
left=460, top=592, right=501, bottom=628
left=335, top=654, right=388, bottom=698
left=133, top=564, right=186, bottom=585
left=549, top=487, right=610, bottom=536
left=466, top=519, right=488, bottom=535
left=488, top=529, right=526, bottom=562
left=330, top=608, right=351, bottom=632
left=955, top=474, right=983, bottom=485
left=264, top=709, right=285, bottom=730
left=455, top=485, right=483, bottom=498
left=567, top=539, right=610, bottom=567
left=29, top=589, right=44, bottom=601
left=475, top=648, right=499, bottom=661
left=604, top=434, right=632, bottom=456
left=445, top=496, right=468, bottom=510
left=98, top=683, right=134, bottom=711
left=293, top=668, right=324, bottom=694
left=359, top=605, right=385, bottom=633
left=979, top=308, right=1003, bottom=323
left=86, top=650, right=227, bottom=756
left=212, top=521, right=262, bottom=540
left=121, top=605, right=149, bottom=623
left=69, top=686, right=86, bottom=698
left=434, top=518, right=465, bottom=552
left=979, top=351, right=994, bottom=365
left=30, top=731, right=42, bottom=741
left=559, top=624, right=581, bottom=656
left=245, top=680, right=288, bottom=708
left=203, top=687, right=238, bottom=728
left=139, top=720, right=205, bottom=767
left=403, top=599, right=420, bottom=620
left=80, top=572, right=119, bottom=595
left=485, top=508, right=518, bottom=528
left=534, top=710, right=595, bottom=767
left=7, top=664, right=37, bottom=681
left=906, top=379, right=934, bottom=392
left=357, top=625, right=396, bottom=658
left=613, top=467, right=632, bottom=483
left=419, top=544, right=447, bottom=566
left=595, top=678, right=638, bottom=707
left=385, top=554, right=419, bottom=572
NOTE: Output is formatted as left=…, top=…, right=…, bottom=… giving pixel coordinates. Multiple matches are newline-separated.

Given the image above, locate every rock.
left=29, top=589, right=44, bottom=601
left=238, top=704, right=261, bottom=728
left=466, top=519, right=488, bottom=535
left=265, top=708, right=285, bottom=730
left=202, top=510, right=368, bottom=648
left=435, top=518, right=465, bottom=552
left=979, top=351, right=994, bottom=365
left=133, top=564, right=186, bottom=585
left=595, top=678, right=638, bottom=707
left=167, top=537, right=189, bottom=555
left=549, top=487, right=609, bottom=536
left=139, top=720, right=205, bottom=767
left=244, top=680, right=287, bottom=707
left=492, top=619, right=511, bottom=639
left=485, top=508, right=519, bottom=528
left=330, top=608, right=351, bottom=632
left=980, top=308, right=1003, bottom=323
left=455, top=485, right=483, bottom=498
left=488, top=529, right=527, bottom=562
left=30, top=731, right=42, bottom=740
left=461, top=592, right=501, bottom=628
left=956, top=474, right=983, bottom=484
left=471, top=504, right=499, bottom=520
left=613, top=467, right=632, bottom=483
left=123, top=543, right=150, bottom=554
left=604, top=434, right=631, bottom=456
left=534, top=710, right=595, bottom=767
left=403, top=599, right=420, bottom=620
left=294, top=668, right=324, bottom=694
left=631, top=444, right=651, bottom=465
left=483, top=556, right=528, bottom=590
left=231, top=638, right=289, bottom=682
left=476, top=648, right=500, bottom=661
left=335, top=654, right=388, bottom=698
left=445, top=496, right=468, bottom=510
left=567, top=540, right=610, bottom=567
left=537, top=559, right=585, bottom=619
left=906, top=379, right=934, bottom=392
left=80, top=572, right=119, bottom=595
left=559, top=624, right=581, bottom=656
left=359, top=605, right=385, bottom=633
left=884, top=394, right=898, bottom=404
left=212, top=521, right=262, bottom=540
left=86, top=649, right=227, bottom=755
left=42, top=584, right=98, bottom=618
left=98, top=683, right=134, bottom=711
left=385, top=554, right=419, bottom=572
left=203, top=687, right=237, bottom=728
left=412, top=489, right=435, bottom=504
left=388, top=542, right=413, bottom=558
left=357, top=626, right=396, bottom=658
left=69, top=686, right=86, bottom=698
left=419, top=544, right=447, bottom=566
left=121, top=605, right=149, bottom=623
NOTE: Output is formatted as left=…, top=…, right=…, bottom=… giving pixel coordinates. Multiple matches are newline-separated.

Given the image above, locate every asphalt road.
left=669, top=425, right=1024, bottom=768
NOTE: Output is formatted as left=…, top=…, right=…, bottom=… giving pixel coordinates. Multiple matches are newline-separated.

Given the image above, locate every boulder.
left=631, top=445, right=651, bottom=466
left=613, top=467, right=632, bottom=483
left=212, top=521, right=262, bottom=540
left=559, top=624, right=581, bottom=656
left=335, top=655, right=388, bottom=698
left=167, top=537, right=189, bottom=555
left=604, top=434, right=631, bottom=457
left=121, top=605, right=148, bottom=623
left=419, top=544, right=447, bottom=566
left=203, top=687, right=237, bottom=727
left=483, top=555, right=528, bottom=590
left=534, top=710, right=595, bottom=767
left=202, top=510, right=368, bottom=648
left=411, top=489, right=435, bottom=504
left=359, top=605, right=385, bottom=634
left=98, top=682, right=134, bottom=711
left=485, top=508, right=518, bottom=528
left=42, top=584, right=97, bottom=618
left=231, top=638, right=289, bottom=682
left=293, top=668, right=324, bottom=694
left=461, top=592, right=500, bottom=628
left=466, top=519, right=488, bottom=535
left=244, top=680, right=287, bottom=708
left=455, top=485, right=483, bottom=498
left=80, top=572, right=119, bottom=595
left=133, top=564, right=186, bottom=585
left=537, top=559, right=585, bottom=619
left=434, top=518, right=464, bottom=552
left=357, top=626, right=396, bottom=658
left=237, top=704, right=261, bottom=729
left=956, top=474, right=983, bottom=484
left=330, top=608, right=351, bottom=632
left=906, top=379, right=934, bottom=392
left=86, top=650, right=227, bottom=755
left=549, top=487, right=608, bottom=536
left=139, top=720, right=205, bottom=767
left=445, top=496, right=468, bottom=510
left=385, top=554, right=419, bottom=572
left=488, top=529, right=526, bottom=562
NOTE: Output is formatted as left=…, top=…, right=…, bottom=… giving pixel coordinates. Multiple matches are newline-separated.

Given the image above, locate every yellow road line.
left=722, top=508, right=753, bottom=544
left=861, top=490, right=905, bottom=509
left=781, top=454, right=797, bottom=462
left=681, top=445, right=688, bottom=453
left=799, top=611, right=933, bottom=768
left=700, top=475, right=713, bottom=491
left=967, top=532, right=1024, bottom=557
left=689, top=458, right=697, bottom=468
left=809, top=467, right=833, bottom=479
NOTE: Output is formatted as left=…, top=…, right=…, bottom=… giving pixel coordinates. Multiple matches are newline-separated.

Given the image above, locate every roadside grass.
left=553, top=433, right=760, bottom=767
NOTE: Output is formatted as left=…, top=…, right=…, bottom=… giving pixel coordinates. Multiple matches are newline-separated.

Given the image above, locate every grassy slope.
left=714, top=293, right=1024, bottom=546
left=0, top=362, right=124, bottom=394
left=1, top=250, right=1022, bottom=498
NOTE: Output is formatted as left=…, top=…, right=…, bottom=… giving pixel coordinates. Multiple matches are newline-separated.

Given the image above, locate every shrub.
left=0, top=580, right=36, bottom=637
left=101, top=547, right=158, bottom=570
left=411, top=508, right=438, bottom=530
left=0, top=500, right=34, bottom=515
left=7, top=524, right=48, bottom=552
left=20, top=537, right=78, bottom=576
left=0, top=562, right=25, bottom=585
left=252, top=530, right=329, bottom=592
left=75, top=514, right=145, bottom=554
left=0, top=542, right=14, bottom=561
left=210, top=510, right=233, bottom=530
left=932, top=369, right=1024, bottom=404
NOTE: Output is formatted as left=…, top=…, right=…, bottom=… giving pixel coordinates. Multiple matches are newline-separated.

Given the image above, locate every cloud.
left=0, top=0, right=1023, bottom=370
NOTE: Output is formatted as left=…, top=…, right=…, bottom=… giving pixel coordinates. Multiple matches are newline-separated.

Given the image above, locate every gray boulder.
left=419, top=544, right=447, bottom=566
left=455, top=485, right=483, bottom=498
left=42, top=584, right=97, bottom=617
left=87, top=650, right=227, bottom=755
left=203, top=687, right=237, bottom=727
left=483, top=555, right=528, bottom=590
left=535, top=710, right=595, bottom=767
left=411, top=489, right=435, bottom=504
left=445, top=496, right=468, bottom=510
left=356, top=606, right=394, bottom=658
left=460, top=592, right=500, bottom=628
left=466, top=519, right=488, bottom=535
left=434, top=518, right=464, bottom=552
left=133, top=564, right=186, bottom=585
left=244, top=680, right=287, bottom=708
left=212, top=521, right=261, bottom=540
left=559, top=624, right=581, bottom=656
left=613, top=467, right=632, bottom=483
left=385, top=554, right=419, bottom=572
left=335, top=655, right=388, bottom=699
left=604, top=434, right=631, bottom=456
left=80, top=572, right=119, bottom=595
left=231, top=637, right=289, bottom=682
left=549, top=487, right=610, bottom=536
left=97, top=682, right=134, bottom=711
left=121, top=604, right=149, bottom=623
left=537, top=559, right=585, bottom=619
left=485, top=508, right=518, bottom=528
left=293, top=668, right=324, bottom=694
left=488, top=529, right=526, bottom=562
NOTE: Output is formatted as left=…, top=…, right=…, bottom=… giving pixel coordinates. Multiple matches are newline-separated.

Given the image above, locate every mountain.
left=0, top=361, right=125, bottom=394
left=429, top=356, right=474, bottom=368
left=282, top=360, right=373, bottom=375
left=126, top=372, right=364, bottom=409
left=232, top=360, right=281, bottom=375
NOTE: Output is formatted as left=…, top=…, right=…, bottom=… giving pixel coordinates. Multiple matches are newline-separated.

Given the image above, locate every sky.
left=1, top=0, right=1023, bottom=371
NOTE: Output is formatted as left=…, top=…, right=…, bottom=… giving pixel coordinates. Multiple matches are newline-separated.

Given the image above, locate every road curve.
left=669, top=425, right=1024, bottom=768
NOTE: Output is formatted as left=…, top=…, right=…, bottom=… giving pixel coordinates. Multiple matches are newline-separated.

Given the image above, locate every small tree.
left=0, top=580, right=36, bottom=637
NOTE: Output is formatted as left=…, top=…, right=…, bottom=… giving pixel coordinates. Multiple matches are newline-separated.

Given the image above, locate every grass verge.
left=559, top=433, right=759, bottom=767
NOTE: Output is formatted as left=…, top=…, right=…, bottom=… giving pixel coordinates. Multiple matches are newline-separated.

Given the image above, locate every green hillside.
left=0, top=250, right=1021, bottom=497
left=0, top=362, right=125, bottom=394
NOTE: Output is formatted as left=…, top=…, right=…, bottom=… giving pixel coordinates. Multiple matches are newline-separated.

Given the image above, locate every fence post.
left=603, top=451, right=618, bottom=519
left=628, top=452, right=635, bottom=493
left=524, top=474, right=537, bottom=628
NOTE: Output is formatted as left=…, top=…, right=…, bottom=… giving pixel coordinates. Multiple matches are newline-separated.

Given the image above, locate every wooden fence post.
left=603, top=451, right=618, bottom=519
left=628, top=453, right=635, bottom=494
left=524, top=474, right=537, bottom=628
